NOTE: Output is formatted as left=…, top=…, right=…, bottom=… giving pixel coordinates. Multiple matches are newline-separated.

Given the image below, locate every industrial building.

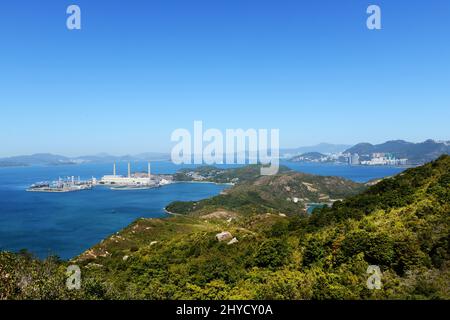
left=100, top=162, right=157, bottom=187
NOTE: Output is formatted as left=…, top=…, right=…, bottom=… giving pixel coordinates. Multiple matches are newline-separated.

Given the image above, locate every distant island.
left=0, top=152, right=171, bottom=168
left=0, top=153, right=75, bottom=167
left=289, top=139, right=450, bottom=166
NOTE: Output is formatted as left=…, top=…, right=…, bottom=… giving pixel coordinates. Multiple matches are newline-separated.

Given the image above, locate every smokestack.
left=128, top=162, right=131, bottom=178
left=113, top=162, right=116, bottom=176
left=148, top=162, right=151, bottom=178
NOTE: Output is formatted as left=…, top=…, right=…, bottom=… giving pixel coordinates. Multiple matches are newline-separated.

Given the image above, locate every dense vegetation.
left=1, top=156, right=449, bottom=300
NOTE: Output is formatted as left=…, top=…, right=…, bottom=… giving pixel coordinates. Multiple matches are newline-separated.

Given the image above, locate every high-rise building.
left=350, top=153, right=360, bottom=165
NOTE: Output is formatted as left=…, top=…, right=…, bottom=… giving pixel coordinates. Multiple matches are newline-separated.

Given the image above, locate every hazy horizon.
left=1, top=139, right=449, bottom=158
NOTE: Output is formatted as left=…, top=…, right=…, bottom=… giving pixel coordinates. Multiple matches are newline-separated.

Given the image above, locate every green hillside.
left=1, top=156, right=449, bottom=300
left=168, top=169, right=364, bottom=216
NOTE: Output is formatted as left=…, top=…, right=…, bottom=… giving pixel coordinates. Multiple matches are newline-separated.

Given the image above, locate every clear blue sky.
left=0, top=0, right=449, bottom=156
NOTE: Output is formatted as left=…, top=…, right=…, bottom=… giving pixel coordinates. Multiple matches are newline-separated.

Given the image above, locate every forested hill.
left=302, top=155, right=450, bottom=283
left=1, top=156, right=449, bottom=299
left=309, top=154, right=450, bottom=228
left=167, top=168, right=364, bottom=216
left=345, top=139, right=450, bottom=164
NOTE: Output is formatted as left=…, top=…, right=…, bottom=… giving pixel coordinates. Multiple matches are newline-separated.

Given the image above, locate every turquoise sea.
left=0, top=161, right=405, bottom=259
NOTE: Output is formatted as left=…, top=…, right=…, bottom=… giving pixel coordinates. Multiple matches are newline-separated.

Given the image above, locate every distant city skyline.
left=1, top=0, right=449, bottom=157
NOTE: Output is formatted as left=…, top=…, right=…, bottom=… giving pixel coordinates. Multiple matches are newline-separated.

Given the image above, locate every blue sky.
left=0, top=0, right=449, bottom=156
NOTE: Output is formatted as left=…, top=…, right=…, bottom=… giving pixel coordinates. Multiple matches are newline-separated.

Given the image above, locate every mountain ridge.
left=281, top=143, right=352, bottom=156
left=345, top=139, right=450, bottom=164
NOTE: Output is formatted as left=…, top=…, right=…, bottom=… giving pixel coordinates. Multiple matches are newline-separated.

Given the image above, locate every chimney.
left=148, top=162, right=151, bottom=178
left=128, top=162, right=131, bottom=178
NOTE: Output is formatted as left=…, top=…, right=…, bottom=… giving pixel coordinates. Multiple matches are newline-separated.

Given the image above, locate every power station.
left=100, top=162, right=157, bottom=188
